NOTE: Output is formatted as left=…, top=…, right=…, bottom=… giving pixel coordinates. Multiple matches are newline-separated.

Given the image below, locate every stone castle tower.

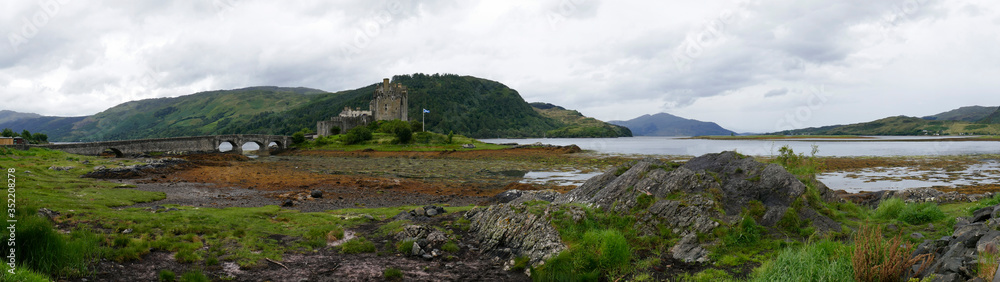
left=370, top=78, right=408, bottom=121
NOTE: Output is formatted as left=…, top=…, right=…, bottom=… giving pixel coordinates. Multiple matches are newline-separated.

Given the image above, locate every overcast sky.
left=2, top=0, right=999, bottom=133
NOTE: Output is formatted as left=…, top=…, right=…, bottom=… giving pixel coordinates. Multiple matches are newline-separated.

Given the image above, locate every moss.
left=746, top=200, right=766, bottom=220
left=614, top=164, right=632, bottom=176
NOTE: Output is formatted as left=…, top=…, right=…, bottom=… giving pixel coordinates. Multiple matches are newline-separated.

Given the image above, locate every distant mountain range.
left=921, top=106, right=997, bottom=122
left=778, top=106, right=1000, bottom=136
left=0, top=74, right=630, bottom=141
left=0, top=110, right=41, bottom=124
left=609, top=113, right=735, bottom=136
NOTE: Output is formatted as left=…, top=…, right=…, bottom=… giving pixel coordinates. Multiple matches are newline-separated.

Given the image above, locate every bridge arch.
left=103, top=148, right=124, bottom=158
left=217, top=140, right=237, bottom=153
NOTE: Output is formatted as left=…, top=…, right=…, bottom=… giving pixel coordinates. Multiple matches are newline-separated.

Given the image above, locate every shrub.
left=750, top=240, right=853, bottom=282
left=159, top=269, right=176, bottom=282
left=409, top=120, right=423, bottom=133
left=898, top=202, right=945, bottom=225
left=852, top=225, right=931, bottom=282
left=874, top=198, right=945, bottom=225
left=291, top=132, right=305, bottom=145
left=340, top=237, right=376, bottom=254
left=447, top=131, right=454, bottom=144
left=343, top=127, right=373, bottom=145
left=873, top=198, right=905, bottom=220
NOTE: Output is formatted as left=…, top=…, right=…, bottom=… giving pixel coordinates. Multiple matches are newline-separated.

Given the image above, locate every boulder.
left=310, top=190, right=323, bottom=198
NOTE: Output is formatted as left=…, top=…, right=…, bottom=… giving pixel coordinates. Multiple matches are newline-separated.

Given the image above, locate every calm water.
left=481, top=136, right=1000, bottom=157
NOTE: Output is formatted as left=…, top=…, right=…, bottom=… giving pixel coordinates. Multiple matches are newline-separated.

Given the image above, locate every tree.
left=447, top=131, right=454, bottom=144
left=291, top=132, right=306, bottom=145
left=1, top=128, right=14, bottom=137
left=409, top=120, right=423, bottom=133
left=21, top=130, right=31, bottom=141
left=31, top=133, right=47, bottom=143
left=395, top=127, right=412, bottom=144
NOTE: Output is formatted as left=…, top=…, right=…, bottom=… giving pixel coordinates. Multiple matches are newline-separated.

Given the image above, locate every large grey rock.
left=908, top=203, right=1000, bottom=281
left=670, top=233, right=710, bottom=263
left=466, top=203, right=566, bottom=267
left=555, top=152, right=823, bottom=227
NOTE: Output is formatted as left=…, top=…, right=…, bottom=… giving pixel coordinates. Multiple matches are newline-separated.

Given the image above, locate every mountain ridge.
left=608, top=112, right=734, bottom=136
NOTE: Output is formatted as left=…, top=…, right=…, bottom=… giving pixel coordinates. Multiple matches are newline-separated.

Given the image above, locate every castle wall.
left=317, top=115, right=373, bottom=137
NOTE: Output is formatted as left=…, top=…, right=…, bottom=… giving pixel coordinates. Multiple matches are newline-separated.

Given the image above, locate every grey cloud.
left=764, top=88, right=789, bottom=97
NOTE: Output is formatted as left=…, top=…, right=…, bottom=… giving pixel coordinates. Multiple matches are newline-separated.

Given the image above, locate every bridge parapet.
left=37, top=134, right=291, bottom=157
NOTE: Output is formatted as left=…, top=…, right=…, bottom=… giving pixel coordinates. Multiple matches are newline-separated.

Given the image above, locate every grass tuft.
left=750, top=239, right=853, bottom=282
left=339, top=237, right=376, bottom=254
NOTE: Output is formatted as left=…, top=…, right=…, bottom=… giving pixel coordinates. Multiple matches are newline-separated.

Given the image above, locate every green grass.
left=299, top=132, right=509, bottom=152
left=383, top=267, right=403, bottom=280
left=158, top=269, right=176, bottom=282
left=441, top=241, right=459, bottom=253
left=339, top=237, right=376, bottom=254
left=750, top=239, right=853, bottom=282
left=0, top=148, right=382, bottom=277
left=873, top=198, right=946, bottom=225
left=179, top=270, right=209, bottom=282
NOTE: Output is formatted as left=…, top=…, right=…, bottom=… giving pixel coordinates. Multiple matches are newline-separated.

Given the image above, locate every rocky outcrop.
left=467, top=151, right=840, bottom=266
left=844, top=187, right=993, bottom=208
left=395, top=224, right=453, bottom=260
left=465, top=203, right=566, bottom=267
left=556, top=152, right=831, bottom=228
left=907, top=204, right=1000, bottom=281
left=489, top=189, right=560, bottom=205
left=83, top=158, right=188, bottom=179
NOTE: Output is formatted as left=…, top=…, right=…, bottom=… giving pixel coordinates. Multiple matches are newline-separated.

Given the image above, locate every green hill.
left=1, top=74, right=630, bottom=141
left=922, top=106, right=997, bottom=122
left=529, top=103, right=632, bottom=138
left=978, top=107, right=1000, bottom=124
left=0, top=87, right=319, bottom=141
left=779, top=115, right=1000, bottom=136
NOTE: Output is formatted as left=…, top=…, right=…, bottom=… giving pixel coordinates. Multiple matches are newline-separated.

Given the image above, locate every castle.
left=316, top=78, right=408, bottom=136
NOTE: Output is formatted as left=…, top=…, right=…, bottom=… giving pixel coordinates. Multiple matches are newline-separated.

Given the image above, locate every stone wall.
left=317, top=115, right=373, bottom=136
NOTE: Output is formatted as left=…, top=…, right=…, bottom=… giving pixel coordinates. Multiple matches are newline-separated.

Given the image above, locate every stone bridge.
left=37, top=134, right=291, bottom=157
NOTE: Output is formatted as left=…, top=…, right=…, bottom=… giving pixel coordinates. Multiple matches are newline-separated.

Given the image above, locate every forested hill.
left=0, top=87, right=319, bottom=142
left=0, top=74, right=631, bottom=141
left=220, top=74, right=628, bottom=138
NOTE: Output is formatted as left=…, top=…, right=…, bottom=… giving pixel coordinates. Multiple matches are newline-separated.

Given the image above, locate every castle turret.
left=371, top=78, right=408, bottom=121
